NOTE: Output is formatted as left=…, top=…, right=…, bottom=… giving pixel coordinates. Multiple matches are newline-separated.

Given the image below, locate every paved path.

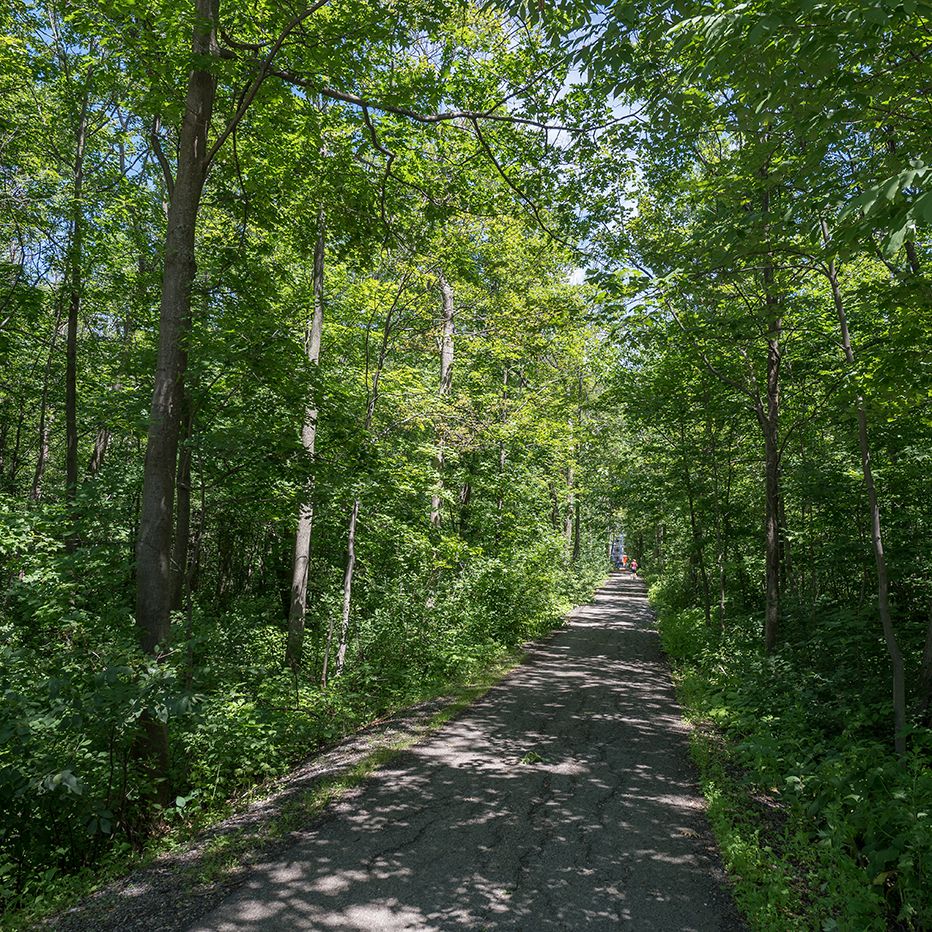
left=190, top=573, right=743, bottom=931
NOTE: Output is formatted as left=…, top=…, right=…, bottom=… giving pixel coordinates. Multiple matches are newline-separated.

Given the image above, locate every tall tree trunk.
left=65, top=87, right=91, bottom=509
left=884, top=132, right=922, bottom=274
left=325, top=288, right=396, bottom=684
left=30, top=306, right=65, bottom=501
left=682, top=437, right=712, bottom=627
left=822, top=219, right=907, bottom=754
left=134, top=0, right=218, bottom=803
left=920, top=621, right=932, bottom=727
left=430, top=272, right=454, bottom=527
left=761, top=185, right=782, bottom=651
left=761, top=374, right=781, bottom=653
left=572, top=497, right=581, bottom=562
left=285, top=215, right=325, bottom=671
left=334, top=498, right=360, bottom=677
left=564, top=463, right=575, bottom=551
left=171, top=396, right=192, bottom=612
left=87, top=429, right=110, bottom=477
left=496, top=368, right=508, bottom=519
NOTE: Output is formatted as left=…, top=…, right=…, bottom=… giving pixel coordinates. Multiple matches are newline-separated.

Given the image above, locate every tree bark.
left=134, top=0, right=218, bottom=803
left=682, top=436, right=712, bottom=627
left=285, top=215, right=325, bottom=671
left=30, top=306, right=65, bottom=501
left=323, top=288, right=396, bottom=684
left=87, top=428, right=110, bottom=477
left=430, top=272, right=454, bottom=527
left=760, top=177, right=782, bottom=652
left=334, top=498, right=360, bottom=676
left=920, top=622, right=932, bottom=727
left=564, top=463, right=575, bottom=549
left=65, top=86, right=91, bottom=509
left=821, top=219, right=907, bottom=754
left=171, top=396, right=192, bottom=612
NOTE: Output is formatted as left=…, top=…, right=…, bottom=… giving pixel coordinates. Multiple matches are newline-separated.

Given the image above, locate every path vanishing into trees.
left=181, top=574, right=743, bottom=931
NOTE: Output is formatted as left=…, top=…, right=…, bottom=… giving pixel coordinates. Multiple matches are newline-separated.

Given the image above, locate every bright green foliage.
left=0, top=1, right=618, bottom=918
left=658, top=597, right=932, bottom=930
left=579, top=0, right=932, bottom=927
left=2, top=0, right=931, bottom=926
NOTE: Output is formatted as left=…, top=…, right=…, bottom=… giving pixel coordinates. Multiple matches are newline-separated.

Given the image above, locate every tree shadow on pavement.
left=188, top=574, right=745, bottom=932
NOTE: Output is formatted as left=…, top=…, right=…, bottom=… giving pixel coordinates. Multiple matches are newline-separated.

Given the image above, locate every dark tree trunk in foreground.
left=134, top=0, right=218, bottom=802
left=286, top=216, right=325, bottom=671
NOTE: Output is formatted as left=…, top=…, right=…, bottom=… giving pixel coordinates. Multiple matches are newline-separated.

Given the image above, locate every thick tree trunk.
left=285, top=216, right=325, bottom=671
left=430, top=273, right=454, bottom=527
left=134, top=0, right=218, bottom=803
left=822, top=219, right=907, bottom=754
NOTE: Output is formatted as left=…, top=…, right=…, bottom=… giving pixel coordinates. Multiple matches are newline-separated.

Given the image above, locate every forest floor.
left=51, top=574, right=743, bottom=932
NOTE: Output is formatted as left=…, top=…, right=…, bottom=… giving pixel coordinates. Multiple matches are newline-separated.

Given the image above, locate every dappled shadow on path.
left=189, top=573, right=743, bottom=932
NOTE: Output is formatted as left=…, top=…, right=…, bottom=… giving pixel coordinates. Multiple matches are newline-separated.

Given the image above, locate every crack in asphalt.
left=183, top=573, right=744, bottom=931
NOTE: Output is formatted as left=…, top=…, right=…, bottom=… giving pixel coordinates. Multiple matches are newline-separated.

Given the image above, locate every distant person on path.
left=622, top=554, right=629, bottom=571
left=631, top=559, right=638, bottom=576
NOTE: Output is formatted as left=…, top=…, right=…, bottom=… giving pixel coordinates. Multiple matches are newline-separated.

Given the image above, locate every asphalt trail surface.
left=190, top=573, right=743, bottom=931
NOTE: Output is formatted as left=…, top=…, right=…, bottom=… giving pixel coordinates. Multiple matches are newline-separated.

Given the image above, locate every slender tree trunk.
left=335, top=498, right=360, bottom=676
left=572, top=498, right=581, bottom=562
left=496, top=368, right=508, bottom=519
left=564, top=464, right=575, bottom=548
left=171, top=397, right=192, bottom=612
left=87, top=429, right=110, bottom=477
left=134, top=0, right=218, bottom=803
left=884, top=132, right=922, bottom=274
left=821, top=219, right=907, bottom=754
left=920, top=621, right=932, bottom=726
left=285, top=215, right=325, bottom=671
left=430, top=272, right=454, bottom=527
left=183, top=470, right=206, bottom=690
left=326, top=290, right=395, bottom=683
left=65, top=89, right=90, bottom=509
left=30, top=306, right=65, bottom=501
left=762, top=395, right=781, bottom=653
left=216, top=521, right=233, bottom=608
left=758, top=175, right=782, bottom=652
left=682, top=439, right=712, bottom=626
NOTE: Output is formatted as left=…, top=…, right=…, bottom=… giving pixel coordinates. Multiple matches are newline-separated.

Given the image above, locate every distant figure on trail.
left=630, top=559, right=638, bottom=576
left=622, top=554, right=629, bottom=570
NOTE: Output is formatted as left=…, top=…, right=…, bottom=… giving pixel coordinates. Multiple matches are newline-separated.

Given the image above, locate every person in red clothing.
left=621, top=554, right=629, bottom=570
left=630, top=559, right=639, bottom=576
